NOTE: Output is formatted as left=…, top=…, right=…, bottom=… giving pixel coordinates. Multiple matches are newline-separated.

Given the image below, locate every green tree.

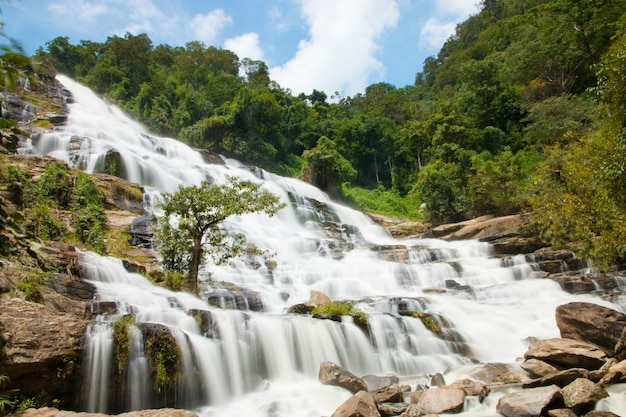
left=154, top=177, right=285, bottom=295
left=301, top=136, right=356, bottom=197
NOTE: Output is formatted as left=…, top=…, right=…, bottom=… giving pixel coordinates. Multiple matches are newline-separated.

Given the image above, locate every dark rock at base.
left=555, top=302, right=626, bottom=356
left=371, top=384, right=404, bottom=403
left=377, top=402, right=409, bottom=417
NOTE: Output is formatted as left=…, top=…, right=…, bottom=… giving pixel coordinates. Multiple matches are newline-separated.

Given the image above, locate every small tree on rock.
left=154, top=176, right=285, bottom=295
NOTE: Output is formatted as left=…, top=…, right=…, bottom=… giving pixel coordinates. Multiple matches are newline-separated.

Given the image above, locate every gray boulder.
left=524, top=338, right=607, bottom=370
left=496, top=385, right=562, bottom=417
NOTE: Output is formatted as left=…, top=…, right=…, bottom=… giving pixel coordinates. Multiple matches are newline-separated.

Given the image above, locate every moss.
left=30, top=119, right=54, bottom=129
left=413, top=311, right=442, bottom=335
left=143, top=327, right=181, bottom=393
left=16, top=279, right=43, bottom=303
left=312, top=300, right=369, bottom=325
left=112, top=315, right=133, bottom=376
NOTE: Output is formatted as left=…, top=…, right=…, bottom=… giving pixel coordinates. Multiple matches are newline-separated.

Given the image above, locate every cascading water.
left=22, top=75, right=626, bottom=416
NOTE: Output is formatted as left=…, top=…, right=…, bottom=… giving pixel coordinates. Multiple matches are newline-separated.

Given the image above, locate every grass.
left=341, top=184, right=424, bottom=221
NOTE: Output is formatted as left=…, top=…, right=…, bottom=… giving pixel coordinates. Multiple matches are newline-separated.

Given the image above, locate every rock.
left=0, top=296, right=87, bottom=406
left=524, top=338, right=607, bottom=370
left=286, top=303, right=313, bottom=314
left=11, top=407, right=198, bottom=417
left=561, top=378, right=608, bottom=414
left=555, top=302, right=626, bottom=355
left=548, top=409, right=577, bottom=417
left=521, top=358, right=560, bottom=378
left=371, top=384, right=404, bottom=403
left=319, top=361, right=368, bottom=394
left=377, top=402, right=409, bottom=417
left=496, top=385, right=562, bottom=417
left=613, top=326, right=626, bottom=361
left=598, top=359, right=626, bottom=385
left=430, top=372, right=445, bottom=386
left=187, top=309, right=220, bottom=339
left=469, top=362, right=530, bottom=385
left=308, top=290, right=332, bottom=307
left=522, top=368, right=590, bottom=388
left=582, top=412, right=621, bottom=417
left=413, top=387, right=466, bottom=414
left=204, top=284, right=264, bottom=311
left=448, top=378, right=490, bottom=400
left=130, top=215, right=154, bottom=248
left=331, top=391, right=381, bottom=417
left=362, top=374, right=399, bottom=391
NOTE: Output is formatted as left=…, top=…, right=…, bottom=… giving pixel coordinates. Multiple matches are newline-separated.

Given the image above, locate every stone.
left=522, top=368, right=590, bottom=388
left=362, top=374, right=399, bottom=391
left=561, top=378, right=608, bottom=414
left=377, top=402, right=409, bottom=417
left=448, top=378, right=490, bottom=400
left=548, top=409, right=577, bottom=417
left=582, top=412, right=621, bottom=417
left=556, top=302, right=626, bottom=355
left=414, top=387, right=466, bottom=414
left=524, top=338, right=607, bottom=370
left=331, top=391, right=381, bottom=417
left=469, top=362, right=529, bottom=385
left=319, top=361, right=368, bottom=394
left=430, top=372, right=445, bottom=386
left=371, top=384, right=404, bottom=403
left=11, top=407, right=198, bottom=417
left=308, top=289, right=332, bottom=307
left=521, top=358, right=560, bottom=378
left=496, top=385, right=562, bottom=417
left=598, top=359, right=626, bottom=385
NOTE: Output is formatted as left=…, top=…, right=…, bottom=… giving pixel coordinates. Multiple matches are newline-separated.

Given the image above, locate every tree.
left=154, top=176, right=285, bottom=295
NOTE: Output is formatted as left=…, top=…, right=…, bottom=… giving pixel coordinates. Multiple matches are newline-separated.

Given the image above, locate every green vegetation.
left=112, top=315, right=133, bottom=376
left=143, top=328, right=181, bottom=393
left=311, top=300, right=369, bottom=326
left=413, top=311, right=442, bottom=335
left=0, top=374, right=13, bottom=415
left=153, top=176, right=285, bottom=294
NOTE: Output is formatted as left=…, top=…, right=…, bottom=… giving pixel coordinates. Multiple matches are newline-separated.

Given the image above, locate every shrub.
left=312, top=300, right=369, bottom=325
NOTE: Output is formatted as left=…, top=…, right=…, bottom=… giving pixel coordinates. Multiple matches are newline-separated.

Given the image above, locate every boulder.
left=448, top=378, right=490, bottom=400
left=331, top=391, right=381, bottom=417
left=362, top=374, right=399, bottom=391
left=582, top=412, right=621, bottom=417
left=522, top=368, right=590, bottom=388
left=319, top=361, right=368, bottom=394
left=469, top=362, right=529, bottom=385
left=308, top=290, right=332, bottom=307
left=548, top=409, right=577, bottom=417
left=521, top=358, right=560, bottom=378
left=555, top=302, right=626, bottom=355
left=524, top=338, right=607, bottom=370
left=598, top=359, right=626, bottom=385
left=377, top=402, right=409, bottom=417
left=496, top=385, right=562, bottom=417
left=413, top=387, right=466, bottom=414
left=561, top=378, right=608, bottom=414
left=371, top=384, right=404, bottom=404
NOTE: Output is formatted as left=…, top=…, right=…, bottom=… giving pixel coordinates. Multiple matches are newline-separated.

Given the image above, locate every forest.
left=5, top=0, right=626, bottom=269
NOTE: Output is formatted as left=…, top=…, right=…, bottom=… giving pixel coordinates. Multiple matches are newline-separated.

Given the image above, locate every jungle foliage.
left=27, top=0, right=626, bottom=268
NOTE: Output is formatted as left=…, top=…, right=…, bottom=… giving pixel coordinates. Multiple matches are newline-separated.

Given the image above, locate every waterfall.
left=23, top=75, right=625, bottom=416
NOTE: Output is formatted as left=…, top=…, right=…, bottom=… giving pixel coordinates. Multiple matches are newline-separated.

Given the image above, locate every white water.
left=24, top=75, right=626, bottom=416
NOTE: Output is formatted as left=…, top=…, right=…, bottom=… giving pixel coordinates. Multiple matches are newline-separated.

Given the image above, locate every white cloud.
left=47, top=0, right=110, bottom=22
left=419, top=18, right=456, bottom=50
left=270, top=0, right=399, bottom=97
left=433, top=0, right=480, bottom=18
left=189, top=9, right=233, bottom=46
left=224, top=33, right=265, bottom=61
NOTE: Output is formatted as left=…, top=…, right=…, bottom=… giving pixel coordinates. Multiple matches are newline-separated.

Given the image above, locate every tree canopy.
left=154, top=177, right=285, bottom=294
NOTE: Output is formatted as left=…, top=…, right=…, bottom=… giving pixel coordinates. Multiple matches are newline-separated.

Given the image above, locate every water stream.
left=22, top=75, right=625, bottom=416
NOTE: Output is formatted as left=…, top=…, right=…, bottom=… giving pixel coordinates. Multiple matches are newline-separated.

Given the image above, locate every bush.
left=312, top=300, right=369, bottom=325
left=341, top=184, right=423, bottom=220
left=38, top=162, right=73, bottom=208
left=73, top=205, right=107, bottom=253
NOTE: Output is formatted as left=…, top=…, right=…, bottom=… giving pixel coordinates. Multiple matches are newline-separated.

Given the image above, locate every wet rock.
left=413, top=387, right=465, bottom=414
left=204, top=284, right=264, bottom=311
left=362, top=374, right=399, bottom=392
left=286, top=303, right=313, bottom=314
left=522, top=368, right=590, bottom=388
left=561, top=378, right=608, bottom=414
left=319, top=361, right=367, bottom=394
left=371, top=384, right=404, bottom=403
left=430, top=372, right=445, bottom=386
left=308, top=289, right=332, bottom=307
left=331, top=390, right=380, bottom=417
left=598, top=359, right=626, bottom=385
left=377, top=402, right=409, bottom=417
left=496, top=385, right=562, bottom=417
left=131, top=215, right=154, bottom=248
left=555, top=302, right=626, bottom=356
left=524, top=338, right=607, bottom=370
left=86, top=301, right=118, bottom=317
left=469, top=362, right=530, bottom=385
left=448, top=378, right=489, bottom=400
left=521, top=358, right=560, bottom=378
left=187, top=309, right=220, bottom=339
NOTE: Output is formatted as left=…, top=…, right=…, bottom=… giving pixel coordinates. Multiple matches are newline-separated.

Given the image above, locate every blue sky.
left=4, top=0, right=478, bottom=97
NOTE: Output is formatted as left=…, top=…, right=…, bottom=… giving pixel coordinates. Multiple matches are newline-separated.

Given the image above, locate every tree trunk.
left=188, top=234, right=203, bottom=295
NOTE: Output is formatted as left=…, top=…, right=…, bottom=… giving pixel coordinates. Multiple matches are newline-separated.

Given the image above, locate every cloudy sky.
left=4, top=0, right=479, bottom=97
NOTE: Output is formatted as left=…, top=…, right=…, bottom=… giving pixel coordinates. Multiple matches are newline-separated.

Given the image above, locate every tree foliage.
left=154, top=177, right=286, bottom=294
